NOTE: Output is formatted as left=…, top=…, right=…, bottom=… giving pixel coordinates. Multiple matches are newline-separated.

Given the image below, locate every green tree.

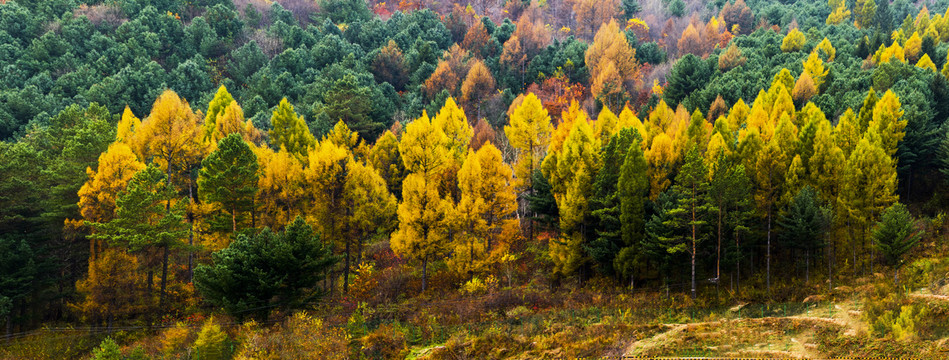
left=198, top=133, right=260, bottom=234
left=664, top=54, right=712, bottom=107
left=0, top=237, right=36, bottom=329
left=668, top=145, right=711, bottom=299
left=89, top=164, right=188, bottom=310
left=90, top=337, right=122, bottom=360
left=314, top=74, right=383, bottom=141
left=269, top=98, right=316, bottom=158
left=777, top=186, right=831, bottom=284
left=614, top=133, right=649, bottom=287
left=194, top=217, right=338, bottom=321
left=873, top=202, right=921, bottom=286
left=588, top=129, right=639, bottom=276
left=707, top=153, right=753, bottom=285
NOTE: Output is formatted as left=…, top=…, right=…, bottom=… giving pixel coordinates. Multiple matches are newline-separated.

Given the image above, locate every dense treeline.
left=1, top=0, right=949, bottom=341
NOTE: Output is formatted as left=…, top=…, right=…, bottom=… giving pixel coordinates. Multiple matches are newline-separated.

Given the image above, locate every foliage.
left=194, top=217, right=338, bottom=321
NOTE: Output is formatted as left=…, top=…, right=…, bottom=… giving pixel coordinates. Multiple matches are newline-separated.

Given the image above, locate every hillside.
left=1, top=0, right=949, bottom=358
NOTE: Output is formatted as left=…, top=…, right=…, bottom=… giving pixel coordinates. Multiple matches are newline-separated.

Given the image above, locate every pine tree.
left=588, top=129, right=639, bottom=276
left=667, top=145, right=711, bottom=299
left=777, top=186, right=831, bottom=284
left=873, top=202, right=921, bottom=286
left=614, top=132, right=649, bottom=287
left=198, top=133, right=260, bottom=234
left=88, top=164, right=188, bottom=310
left=194, top=217, right=338, bottom=321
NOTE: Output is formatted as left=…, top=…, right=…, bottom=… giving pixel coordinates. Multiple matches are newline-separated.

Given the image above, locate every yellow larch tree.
left=78, top=143, right=146, bottom=259
left=451, top=143, right=519, bottom=278
left=869, top=90, right=906, bottom=157
left=391, top=173, right=453, bottom=293
left=341, top=161, right=397, bottom=292
left=505, top=93, right=553, bottom=193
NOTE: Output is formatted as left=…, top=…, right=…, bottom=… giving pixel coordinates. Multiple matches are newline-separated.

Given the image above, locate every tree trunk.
left=691, top=186, right=697, bottom=300
left=188, top=179, right=194, bottom=283
left=421, top=255, right=428, bottom=293
left=343, top=239, right=351, bottom=293
left=767, top=208, right=772, bottom=295
left=717, top=204, right=722, bottom=282
left=232, top=205, right=237, bottom=234
left=735, top=232, right=740, bottom=293
left=160, top=245, right=169, bottom=310
left=805, top=250, right=810, bottom=284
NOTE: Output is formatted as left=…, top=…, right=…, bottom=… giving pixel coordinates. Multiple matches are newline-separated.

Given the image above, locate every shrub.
left=90, top=337, right=121, bottom=360
left=194, top=318, right=229, bottom=360
left=160, top=322, right=192, bottom=357
left=361, top=324, right=408, bottom=359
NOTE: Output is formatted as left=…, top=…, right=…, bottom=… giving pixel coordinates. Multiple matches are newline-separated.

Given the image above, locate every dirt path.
left=623, top=302, right=860, bottom=358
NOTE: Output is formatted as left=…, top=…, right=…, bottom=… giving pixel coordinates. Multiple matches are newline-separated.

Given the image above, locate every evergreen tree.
left=777, top=186, right=831, bottom=284
left=588, top=129, right=639, bottom=276
left=667, top=145, right=711, bottom=299
left=614, top=134, right=649, bottom=287
left=88, top=164, right=188, bottom=310
left=198, top=133, right=260, bottom=234
left=194, top=217, right=338, bottom=321
left=873, top=202, right=921, bottom=286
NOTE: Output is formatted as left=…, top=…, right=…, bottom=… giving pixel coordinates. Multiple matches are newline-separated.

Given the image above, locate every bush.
left=872, top=304, right=929, bottom=341
left=361, top=324, right=408, bottom=359
left=194, top=318, right=229, bottom=360
left=90, top=337, right=121, bottom=360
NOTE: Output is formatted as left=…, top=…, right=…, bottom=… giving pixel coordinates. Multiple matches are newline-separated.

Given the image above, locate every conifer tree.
left=88, top=164, right=188, bottom=310
left=505, top=93, right=552, bottom=193
left=269, top=98, right=316, bottom=159
left=667, top=145, right=711, bottom=299
left=199, top=134, right=260, bottom=234
left=777, top=186, right=831, bottom=284
left=614, top=133, right=649, bottom=287
left=873, top=202, right=922, bottom=286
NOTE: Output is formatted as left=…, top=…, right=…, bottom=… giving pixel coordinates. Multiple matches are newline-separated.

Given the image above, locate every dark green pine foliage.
left=707, top=153, right=754, bottom=285
left=528, top=169, right=559, bottom=231
left=872, top=202, right=922, bottom=286
left=194, top=216, right=339, bottom=321
left=663, top=54, right=712, bottom=108
left=777, top=186, right=830, bottom=284
left=199, top=133, right=260, bottom=234
left=0, top=237, right=37, bottom=321
left=622, top=0, right=641, bottom=20
left=315, top=74, right=382, bottom=140
left=587, top=128, right=640, bottom=276
left=666, top=145, right=712, bottom=299
left=892, top=80, right=943, bottom=197
left=720, top=163, right=754, bottom=291
left=644, top=188, right=683, bottom=293
left=89, top=164, right=189, bottom=308
left=614, top=134, right=649, bottom=286
left=941, top=129, right=949, bottom=183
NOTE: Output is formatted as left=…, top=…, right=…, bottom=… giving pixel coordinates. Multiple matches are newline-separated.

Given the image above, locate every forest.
left=2, top=0, right=949, bottom=358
